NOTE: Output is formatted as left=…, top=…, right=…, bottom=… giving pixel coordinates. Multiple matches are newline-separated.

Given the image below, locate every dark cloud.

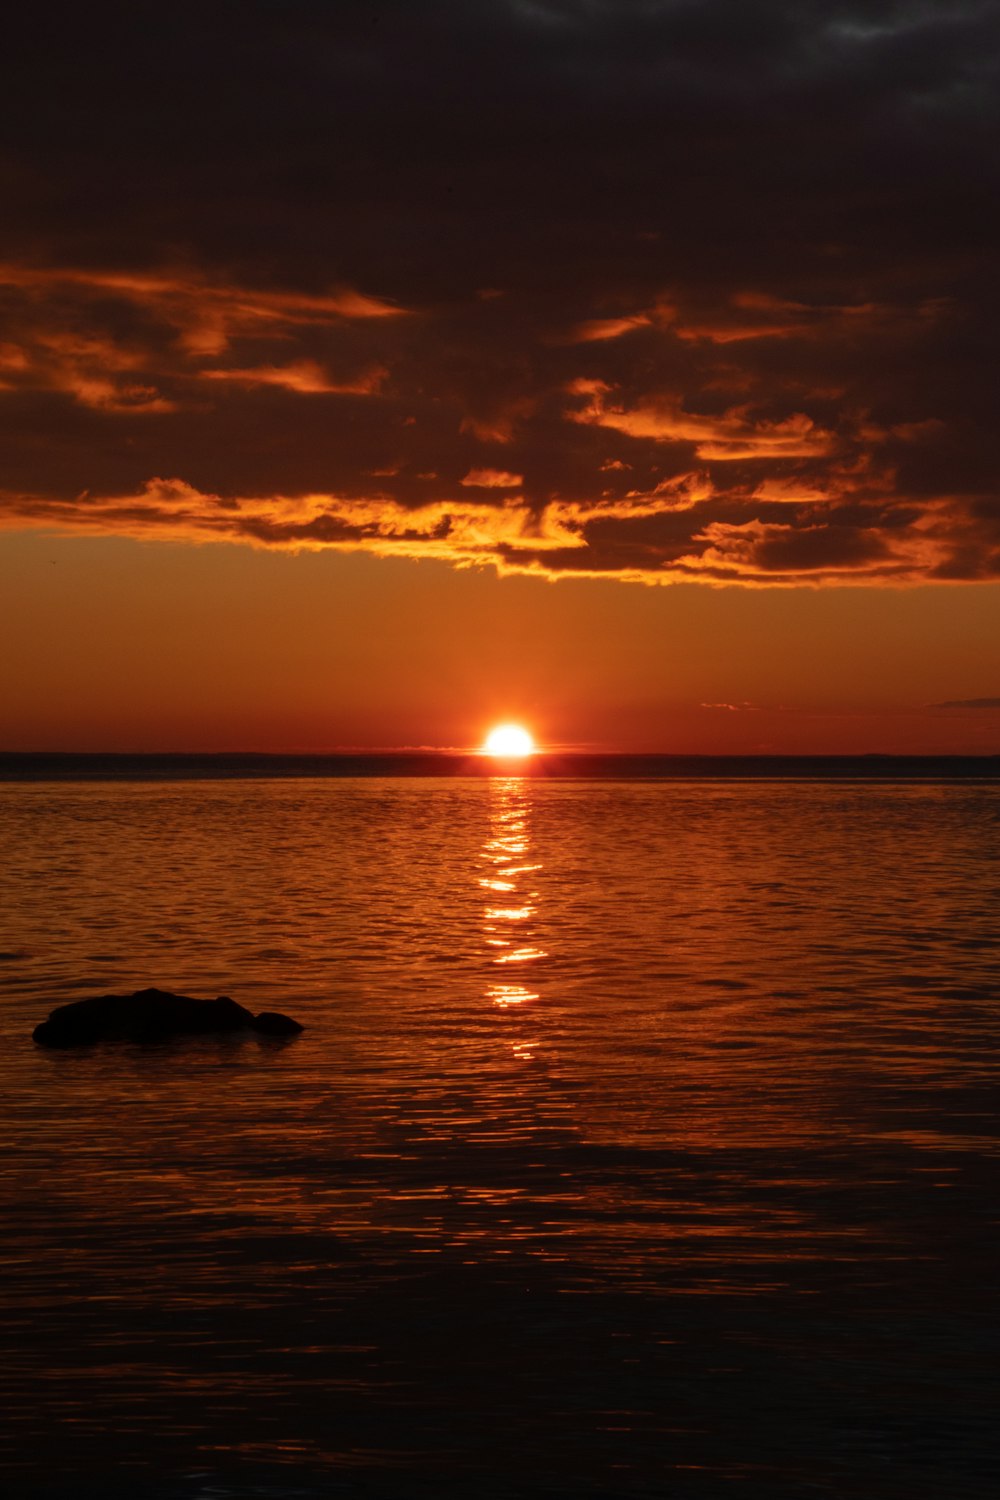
left=1, top=1, right=998, bottom=583
left=931, top=697, right=1000, bottom=709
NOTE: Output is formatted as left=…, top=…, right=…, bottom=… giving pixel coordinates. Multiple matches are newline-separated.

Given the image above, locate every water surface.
left=1, top=777, right=998, bottom=1497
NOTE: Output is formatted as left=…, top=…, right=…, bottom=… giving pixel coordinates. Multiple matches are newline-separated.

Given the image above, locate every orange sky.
left=2, top=530, right=998, bottom=753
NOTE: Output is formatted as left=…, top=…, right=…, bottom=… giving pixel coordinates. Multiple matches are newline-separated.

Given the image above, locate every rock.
left=32, top=987, right=304, bottom=1048
left=251, top=1010, right=305, bottom=1036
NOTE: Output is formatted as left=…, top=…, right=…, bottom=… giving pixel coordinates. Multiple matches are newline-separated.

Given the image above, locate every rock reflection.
left=479, top=777, right=546, bottom=1011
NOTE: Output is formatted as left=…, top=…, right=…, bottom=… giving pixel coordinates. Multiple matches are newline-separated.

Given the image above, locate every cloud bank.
left=931, top=697, right=1000, bottom=709
left=1, top=0, right=998, bottom=585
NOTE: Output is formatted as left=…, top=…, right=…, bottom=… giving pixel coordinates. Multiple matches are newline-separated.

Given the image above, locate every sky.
left=2, top=0, right=999, bottom=752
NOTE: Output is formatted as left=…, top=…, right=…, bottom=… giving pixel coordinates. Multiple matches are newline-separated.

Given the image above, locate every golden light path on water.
left=480, top=778, right=546, bottom=1022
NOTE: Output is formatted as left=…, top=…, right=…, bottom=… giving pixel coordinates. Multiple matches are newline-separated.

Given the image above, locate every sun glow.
left=482, top=723, right=536, bottom=758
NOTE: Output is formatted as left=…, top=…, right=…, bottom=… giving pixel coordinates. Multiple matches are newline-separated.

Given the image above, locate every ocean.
left=1, top=769, right=998, bottom=1498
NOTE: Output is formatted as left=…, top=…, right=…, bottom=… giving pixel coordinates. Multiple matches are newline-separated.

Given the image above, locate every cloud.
left=931, top=698, right=1000, bottom=710
left=0, top=265, right=404, bottom=357
left=670, top=292, right=949, bottom=347
left=568, top=314, right=653, bottom=343
left=0, top=1, right=998, bottom=586
left=460, top=468, right=524, bottom=488
left=1, top=469, right=986, bottom=589
left=569, top=384, right=835, bottom=460
left=0, top=479, right=579, bottom=563
left=0, top=264, right=405, bottom=417
left=201, top=361, right=387, bottom=396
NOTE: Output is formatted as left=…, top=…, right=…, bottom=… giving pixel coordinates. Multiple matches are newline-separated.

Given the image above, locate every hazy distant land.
left=1, top=751, right=999, bottom=781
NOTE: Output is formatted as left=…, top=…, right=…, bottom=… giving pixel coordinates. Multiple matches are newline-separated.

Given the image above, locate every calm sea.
left=1, top=775, right=998, bottom=1499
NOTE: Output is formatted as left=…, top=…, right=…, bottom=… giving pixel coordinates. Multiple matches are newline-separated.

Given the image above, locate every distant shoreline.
left=2, top=751, right=999, bottom=781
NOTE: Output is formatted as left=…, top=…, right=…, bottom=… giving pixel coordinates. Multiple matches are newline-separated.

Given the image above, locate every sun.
left=482, top=723, right=536, bottom=758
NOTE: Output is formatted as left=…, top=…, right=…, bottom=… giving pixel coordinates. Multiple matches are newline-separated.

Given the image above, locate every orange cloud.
left=0, top=329, right=175, bottom=411
left=3, top=471, right=980, bottom=589
left=458, top=398, right=536, bottom=444
left=672, top=291, right=950, bottom=346
left=0, top=259, right=989, bottom=591
left=0, top=261, right=406, bottom=414
left=619, top=473, right=714, bottom=513
left=568, top=314, right=653, bottom=343
left=201, top=361, right=387, bottom=395
left=459, top=468, right=524, bottom=489
left=0, top=480, right=581, bottom=562
left=0, top=342, right=29, bottom=378
left=680, top=517, right=918, bottom=582
left=0, top=263, right=406, bottom=357
left=561, top=298, right=676, bottom=344
left=570, top=384, right=833, bottom=460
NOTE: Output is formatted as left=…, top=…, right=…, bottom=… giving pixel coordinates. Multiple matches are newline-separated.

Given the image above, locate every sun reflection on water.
left=479, top=777, right=546, bottom=1011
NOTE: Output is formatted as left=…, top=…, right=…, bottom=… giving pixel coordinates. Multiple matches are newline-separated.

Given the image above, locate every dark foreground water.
left=1, top=776, right=998, bottom=1498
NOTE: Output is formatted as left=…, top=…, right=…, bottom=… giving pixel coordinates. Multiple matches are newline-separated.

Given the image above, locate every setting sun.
left=482, top=723, right=536, bottom=757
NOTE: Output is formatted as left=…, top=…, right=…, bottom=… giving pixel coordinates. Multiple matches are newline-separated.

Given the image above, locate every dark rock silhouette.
left=32, top=987, right=304, bottom=1048
left=252, top=1010, right=305, bottom=1036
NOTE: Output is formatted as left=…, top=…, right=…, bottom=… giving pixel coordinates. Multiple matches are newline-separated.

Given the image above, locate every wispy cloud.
left=930, top=698, right=1000, bottom=709
left=0, top=264, right=405, bottom=417
left=569, top=315, right=652, bottom=343
left=201, top=361, right=387, bottom=396
left=0, top=264, right=405, bottom=357
left=568, top=384, right=835, bottom=461
left=459, top=468, right=524, bottom=489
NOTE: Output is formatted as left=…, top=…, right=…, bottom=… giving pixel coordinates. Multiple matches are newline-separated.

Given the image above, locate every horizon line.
left=4, top=747, right=1000, bottom=759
